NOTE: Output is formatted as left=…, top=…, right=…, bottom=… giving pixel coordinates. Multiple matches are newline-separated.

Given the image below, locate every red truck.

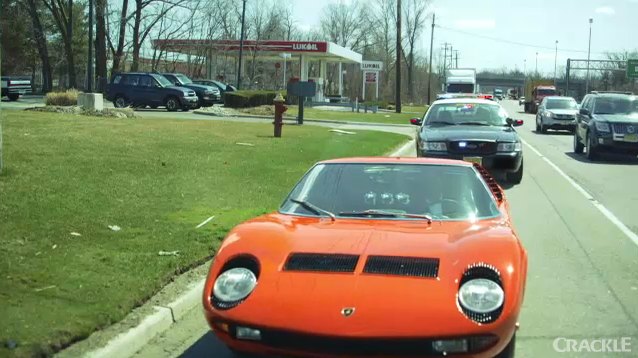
left=524, top=80, right=557, bottom=114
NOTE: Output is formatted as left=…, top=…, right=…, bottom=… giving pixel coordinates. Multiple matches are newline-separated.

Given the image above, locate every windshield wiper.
left=457, top=121, right=491, bottom=126
left=290, top=198, right=336, bottom=221
left=337, top=209, right=432, bottom=223
left=428, top=121, right=457, bottom=126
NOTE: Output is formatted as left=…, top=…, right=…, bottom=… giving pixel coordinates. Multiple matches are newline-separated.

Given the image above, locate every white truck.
left=437, top=68, right=477, bottom=100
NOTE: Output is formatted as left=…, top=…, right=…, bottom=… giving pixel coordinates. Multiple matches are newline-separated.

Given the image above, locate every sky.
left=291, top=0, right=638, bottom=74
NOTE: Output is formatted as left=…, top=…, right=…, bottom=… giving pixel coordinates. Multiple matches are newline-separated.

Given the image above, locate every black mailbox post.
left=287, top=81, right=316, bottom=124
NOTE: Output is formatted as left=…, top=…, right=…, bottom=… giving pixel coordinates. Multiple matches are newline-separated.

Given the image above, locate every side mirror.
left=507, top=118, right=524, bottom=127
left=410, top=118, right=422, bottom=126
left=579, top=108, right=590, bottom=116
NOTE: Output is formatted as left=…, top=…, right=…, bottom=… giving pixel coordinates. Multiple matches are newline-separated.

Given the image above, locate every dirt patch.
left=26, top=106, right=136, bottom=118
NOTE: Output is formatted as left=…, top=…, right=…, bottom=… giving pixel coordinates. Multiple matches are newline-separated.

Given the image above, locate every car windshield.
left=546, top=99, right=578, bottom=110
left=594, top=97, right=638, bottom=115
left=424, top=102, right=509, bottom=126
left=280, top=163, right=500, bottom=221
left=151, top=74, right=172, bottom=87
left=176, top=74, right=193, bottom=84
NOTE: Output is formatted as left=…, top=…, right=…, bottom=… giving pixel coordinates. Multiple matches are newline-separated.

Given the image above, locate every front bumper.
left=180, top=95, right=199, bottom=108
left=198, top=94, right=221, bottom=106
left=1, top=85, right=32, bottom=96
left=419, top=151, right=523, bottom=173
left=542, top=117, right=576, bottom=130
left=593, top=134, right=638, bottom=155
left=207, top=318, right=517, bottom=358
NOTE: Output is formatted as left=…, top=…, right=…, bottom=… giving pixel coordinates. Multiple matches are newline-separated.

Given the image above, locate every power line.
left=435, top=25, right=607, bottom=55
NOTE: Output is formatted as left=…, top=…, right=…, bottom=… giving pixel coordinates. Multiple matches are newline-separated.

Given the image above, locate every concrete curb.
left=192, top=110, right=411, bottom=128
left=81, top=137, right=414, bottom=358
left=87, top=306, right=173, bottom=358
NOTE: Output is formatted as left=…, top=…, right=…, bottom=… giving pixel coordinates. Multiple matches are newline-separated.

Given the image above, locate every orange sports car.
left=203, top=157, right=528, bottom=358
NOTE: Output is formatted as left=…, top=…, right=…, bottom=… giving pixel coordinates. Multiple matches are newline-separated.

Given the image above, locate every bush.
left=45, top=89, right=80, bottom=106
left=224, top=90, right=286, bottom=108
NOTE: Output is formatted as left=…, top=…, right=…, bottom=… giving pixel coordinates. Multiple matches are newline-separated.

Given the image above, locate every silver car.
left=535, top=96, right=579, bottom=134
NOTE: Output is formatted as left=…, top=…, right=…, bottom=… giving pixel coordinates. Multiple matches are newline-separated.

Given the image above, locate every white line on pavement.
left=520, top=138, right=638, bottom=247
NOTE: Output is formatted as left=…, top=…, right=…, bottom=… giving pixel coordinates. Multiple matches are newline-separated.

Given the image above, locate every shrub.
left=224, top=90, right=286, bottom=108
left=45, top=89, right=80, bottom=106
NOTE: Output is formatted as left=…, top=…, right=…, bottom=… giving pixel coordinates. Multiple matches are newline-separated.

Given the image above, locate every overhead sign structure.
left=361, top=61, right=383, bottom=100
left=627, top=59, right=638, bottom=79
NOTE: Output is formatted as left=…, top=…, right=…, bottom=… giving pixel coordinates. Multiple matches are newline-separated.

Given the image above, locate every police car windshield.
left=425, top=102, right=508, bottom=126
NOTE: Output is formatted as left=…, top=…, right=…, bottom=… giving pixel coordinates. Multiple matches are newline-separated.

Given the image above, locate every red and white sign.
left=365, top=71, right=378, bottom=84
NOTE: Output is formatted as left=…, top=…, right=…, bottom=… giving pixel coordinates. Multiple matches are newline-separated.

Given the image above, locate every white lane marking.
left=520, top=138, right=638, bottom=247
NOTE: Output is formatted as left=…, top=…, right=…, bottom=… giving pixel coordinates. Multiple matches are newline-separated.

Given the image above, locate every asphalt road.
left=7, top=97, right=637, bottom=357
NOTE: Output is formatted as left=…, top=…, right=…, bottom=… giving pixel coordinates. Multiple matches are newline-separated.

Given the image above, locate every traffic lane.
left=502, top=99, right=638, bottom=236
left=506, top=145, right=638, bottom=357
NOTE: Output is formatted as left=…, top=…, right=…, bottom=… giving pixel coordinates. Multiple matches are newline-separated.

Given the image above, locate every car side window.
left=112, top=75, right=122, bottom=84
left=139, top=76, right=152, bottom=87
left=124, top=75, right=140, bottom=86
left=581, top=97, right=591, bottom=112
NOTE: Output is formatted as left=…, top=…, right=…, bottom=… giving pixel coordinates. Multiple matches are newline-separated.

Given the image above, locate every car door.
left=136, top=75, right=162, bottom=107
left=577, top=96, right=592, bottom=138
left=537, top=98, right=546, bottom=122
left=122, top=74, right=141, bottom=104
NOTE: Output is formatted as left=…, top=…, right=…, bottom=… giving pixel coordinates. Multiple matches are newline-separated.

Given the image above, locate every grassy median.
left=0, top=110, right=407, bottom=357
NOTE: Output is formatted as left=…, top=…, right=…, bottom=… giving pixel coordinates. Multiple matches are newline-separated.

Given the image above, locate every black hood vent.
left=284, top=253, right=359, bottom=273
left=363, top=256, right=439, bottom=278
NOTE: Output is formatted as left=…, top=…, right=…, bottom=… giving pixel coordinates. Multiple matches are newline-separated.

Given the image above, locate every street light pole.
left=586, top=18, right=593, bottom=93
left=523, top=59, right=526, bottom=76
left=426, top=13, right=435, bottom=104
left=236, top=0, right=247, bottom=90
left=554, top=40, right=558, bottom=86
left=535, top=52, right=538, bottom=76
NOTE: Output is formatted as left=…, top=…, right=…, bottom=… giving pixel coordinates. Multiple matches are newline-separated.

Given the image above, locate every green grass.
left=284, top=105, right=428, bottom=125
left=0, top=110, right=407, bottom=357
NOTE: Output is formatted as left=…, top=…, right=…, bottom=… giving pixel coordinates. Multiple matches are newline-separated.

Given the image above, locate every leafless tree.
left=24, top=0, right=52, bottom=92
left=402, top=0, right=430, bottom=101
left=42, top=0, right=76, bottom=87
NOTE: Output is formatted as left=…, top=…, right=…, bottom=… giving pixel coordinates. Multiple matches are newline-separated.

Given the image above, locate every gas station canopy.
left=151, top=39, right=362, bottom=64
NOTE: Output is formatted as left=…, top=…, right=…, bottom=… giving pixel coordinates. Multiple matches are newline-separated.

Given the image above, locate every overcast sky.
left=291, top=0, right=638, bottom=74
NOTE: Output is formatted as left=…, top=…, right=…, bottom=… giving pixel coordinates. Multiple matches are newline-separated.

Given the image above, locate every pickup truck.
left=1, top=76, right=32, bottom=101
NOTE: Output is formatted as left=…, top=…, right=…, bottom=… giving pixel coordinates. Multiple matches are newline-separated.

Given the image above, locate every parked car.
left=161, top=73, right=220, bottom=107
left=203, top=157, right=527, bottom=358
left=1, top=76, right=32, bottom=101
left=105, top=72, right=198, bottom=111
left=192, top=79, right=236, bottom=97
left=535, top=96, right=579, bottom=134
left=573, top=92, right=638, bottom=160
left=411, top=98, right=524, bottom=184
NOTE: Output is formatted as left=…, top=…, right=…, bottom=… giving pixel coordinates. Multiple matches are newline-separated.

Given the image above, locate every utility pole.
left=535, top=52, right=538, bottom=76
left=523, top=59, right=527, bottom=76
left=395, top=0, right=402, bottom=113
left=87, top=0, right=94, bottom=92
left=553, top=40, right=558, bottom=86
left=426, top=13, right=435, bottom=104
left=237, top=0, right=247, bottom=90
left=68, top=0, right=73, bottom=88
left=454, top=50, right=459, bottom=68
left=585, top=17, right=594, bottom=94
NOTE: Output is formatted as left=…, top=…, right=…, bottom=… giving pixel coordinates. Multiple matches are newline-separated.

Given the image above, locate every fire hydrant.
left=273, top=93, right=287, bottom=138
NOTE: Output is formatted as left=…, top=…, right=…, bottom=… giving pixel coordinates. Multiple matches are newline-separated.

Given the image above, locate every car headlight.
left=546, top=111, right=555, bottom=118
left=458, top=278, right=504, bottom=314
left=422, top=141, right=447, bottom=151
left=213, top=267, right=257, bottom=302
left=595, top=122, right=610, bottom=132
left=497, top=142, right=522, bottom=152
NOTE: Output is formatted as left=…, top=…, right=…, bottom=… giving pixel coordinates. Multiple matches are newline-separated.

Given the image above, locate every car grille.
left=363, top=256, right=439, bottom=278
left=448, top=141, right=496, bottom=155
left=554, top=114, right=575, bottom=120
left=257, top=329, right=438, bottom=355
left=612, top=123, right=638, bottom=134
left=283, top=253, right=359, bottom=273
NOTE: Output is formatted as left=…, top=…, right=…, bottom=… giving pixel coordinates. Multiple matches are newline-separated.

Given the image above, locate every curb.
left=192, top=110, right=410, bottom=128
left=80, top=138, right=415, bottom=358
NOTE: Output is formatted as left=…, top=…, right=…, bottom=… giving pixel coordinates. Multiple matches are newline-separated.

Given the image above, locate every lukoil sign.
left=361, top=61, right=383, bottom=71
left=292, top=43, right=319, bottom=51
